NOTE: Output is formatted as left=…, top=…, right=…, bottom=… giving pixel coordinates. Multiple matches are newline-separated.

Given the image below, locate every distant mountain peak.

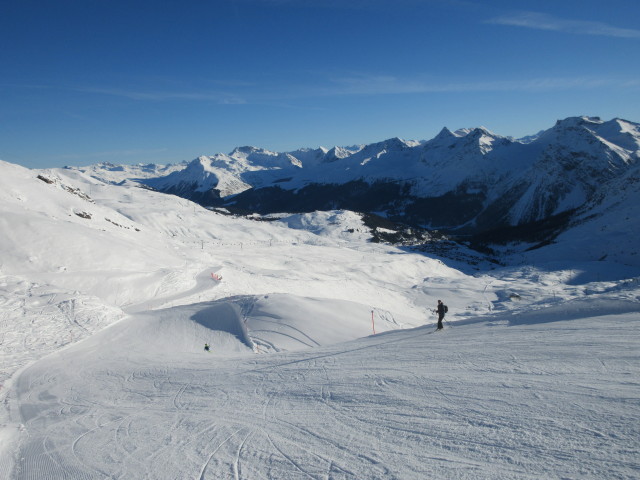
left=364, top=137, right=419, bottom=153
left=192, top=156, right=215, bottom=171
left=553, top=116, right=603, bottom=130
left=230, top=146, right=274, bottom=156
left=323, top=146, right=355, bottom=163
left=434, top=127, right=456, bottom=140
left=470, top=126, right=498, bottom=137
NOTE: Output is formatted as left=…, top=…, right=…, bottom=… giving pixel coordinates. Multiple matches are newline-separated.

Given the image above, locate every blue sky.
left=2, top=0, right=639, bottom=168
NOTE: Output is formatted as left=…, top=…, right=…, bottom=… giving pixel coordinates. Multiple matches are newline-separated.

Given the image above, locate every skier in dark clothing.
left=435, top=300, right=446, bottom=330
left=204, top=343, right=210, bottom=352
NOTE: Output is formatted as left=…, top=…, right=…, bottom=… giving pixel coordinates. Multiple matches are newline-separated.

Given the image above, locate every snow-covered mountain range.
left=135, top=116, right=639, bottom=246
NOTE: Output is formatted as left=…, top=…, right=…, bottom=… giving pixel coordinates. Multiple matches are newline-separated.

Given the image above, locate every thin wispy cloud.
left=312, top=73, right=634, bottom=97
left=76, top=86, right=247, bottom=104
left=487, top=11, right=640, bottom=39
left=88, top=74, right=636, bottom=103
left=8, top=74, right=637, bottom=108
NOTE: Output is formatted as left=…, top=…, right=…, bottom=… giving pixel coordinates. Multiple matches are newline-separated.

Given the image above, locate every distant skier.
left=435, top=300, right=447, bottom=330
left=204, top=343, right=210, bottom=352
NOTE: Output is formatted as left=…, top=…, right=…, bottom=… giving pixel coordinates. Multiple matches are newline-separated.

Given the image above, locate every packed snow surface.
left=1, top=160, right=639, bottom=479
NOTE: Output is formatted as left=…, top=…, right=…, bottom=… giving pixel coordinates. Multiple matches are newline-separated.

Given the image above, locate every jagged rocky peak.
left=611, top=117, right=640, bottom=135
left=546, top=117, right=639, bottom=152
left=95, top=161, right=118, bottom=169
left=450, top=126, right=500, bottom=142
left=552, top=116, right=604, bottom=133
left=452, top=127, right=473, bottom=137
left=323, top=146, right=357, bottom=163
left=289, top=146, right=329, bottom=157
left=285, top=147, right=331, bottom=168
left=424, top=126, right=508, bottom=155
left=458, top=126, right=501, bottom=141
left=236, top=145, right=258, bottom=153
left=185, top=156, right=210, bottom=170
left=422, top=128, right=459, bottom=150
left=361, top=137, right=418, bottom=155
left=457, top=126, right=507, bottom=154
left=228, top=146, right=303, bottom=170
left=230, top=145, right=268, bottom=156
left=540, top=116, right=621, bottom=146
left=593, top=118, right=640, bottom=154
left=181, top=156, right=216, bottom=177
left=434, top=127, right=456, bottom=140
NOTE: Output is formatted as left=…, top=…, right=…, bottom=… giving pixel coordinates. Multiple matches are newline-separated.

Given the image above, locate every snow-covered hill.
left=0, top=142, right=639, bottom=479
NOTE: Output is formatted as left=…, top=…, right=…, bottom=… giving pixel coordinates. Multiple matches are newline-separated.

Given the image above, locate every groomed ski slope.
left=0, top=160, right=639, bottom=479
left=5, top=298, right=640, bottom=479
